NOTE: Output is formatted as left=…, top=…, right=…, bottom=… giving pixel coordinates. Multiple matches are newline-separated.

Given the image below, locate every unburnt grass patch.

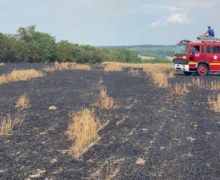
left=143, top=64, right=173, bottom=88
left=44, top=62, right=92, bottom=72
left=44, top=62, right=72, bottom=72
left=15, top=94, right=30, bottom=109
left=102, top=62, right=124, bottom=72
left=73, top=63, right=92, bottom=71
left=210, top=80, right=220, bottom=91
left=191, top=78, right=220, bottom=91
left=149, top=71, right=168, bottom=88
left=0, top=69, right=44, bottom=85
left=65, top=109, right=101, bottom=158
left=209, top=94, right=220, bottom=112
left=0, top=112, right=25, bottom=135
left=192, top=78, right=206, bottom=89
left=173, top=82, right=189, bottom=95
left=97, top=78, right=117, bottom=109
left=98, top=85, right=117, bottom=109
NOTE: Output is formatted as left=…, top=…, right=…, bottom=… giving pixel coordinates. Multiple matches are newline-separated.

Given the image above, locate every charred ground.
left=0, top=63, right=220, bottom=179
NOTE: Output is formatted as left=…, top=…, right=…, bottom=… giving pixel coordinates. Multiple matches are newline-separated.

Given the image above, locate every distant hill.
left=101, top=45, right=176, bottom=58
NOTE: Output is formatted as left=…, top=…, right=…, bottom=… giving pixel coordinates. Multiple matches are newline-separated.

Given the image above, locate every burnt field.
left=0, top=63, right=220, bottom=179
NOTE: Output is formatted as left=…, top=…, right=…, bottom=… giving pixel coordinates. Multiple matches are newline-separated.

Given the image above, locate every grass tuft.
left=98, top=85, right=117, bottom=109
left=15, top=94, right=30, bottom=109
left=209, top=94, right=220, bottom=112
left=65, top=109, right=101, bottom=158
left=143, top=64, right=173, bottom=88
left=192, top=78, right=206, bottom=89
left=0, top=113, right=25, bottom=135
left=210, top=80, right=220, bottom=91
left=174, top=83, right=189, bottom=95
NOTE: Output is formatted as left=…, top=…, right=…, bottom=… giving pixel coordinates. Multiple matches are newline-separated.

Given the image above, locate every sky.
left=0, top=0, right=219, bottom=46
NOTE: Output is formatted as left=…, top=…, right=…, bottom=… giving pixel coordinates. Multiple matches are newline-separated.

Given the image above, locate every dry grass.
left=0, top=115, right=13, bottom=135
left=173, top=83, right=189, bottom=95
left=0, top=69, right=44, bottom=85
left=150, top=71, right=168, bottom=88
left=167, top=70, right=174, bottom=79
left=0, top=113, right=25, bottom=135
left=192, top=78, right=206, bottom=89
left=210, top=80, right=220, bottom=91
left=102, top=62, right=172, bottom=72
left=65, top=109, right=101, bottom=158
left=44, top=62, right=72, bottom=72
left=44, top=62, right=92, bottom=72
left=102, top=62, right=173, bottom=88
left=128, top=68, right=141, bottom=76
left=98, top=85, right=117, bottom=109
left=15, top=94, right=30, bottom=109
left=73, top=63, right=92, bottom=71
left=143, top=64, right=173, bottom=88
left=190, top=78, right=220, bottom=91
left=135, top=158, right=146, bottom=165
left=209, top=94, right=220, bottom=112
left=182, top=78, right=220, bottom=93
left=102, top=62, right=125, bottom=72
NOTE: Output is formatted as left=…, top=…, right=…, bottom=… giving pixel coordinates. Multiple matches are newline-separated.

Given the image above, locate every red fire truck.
left=173, top=36, right=220, bottom=76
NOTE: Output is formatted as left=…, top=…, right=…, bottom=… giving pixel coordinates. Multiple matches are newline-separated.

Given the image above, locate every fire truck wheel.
left=184, top=72, right=192, bottom=76
left=197, top=64, right=208, bottom=76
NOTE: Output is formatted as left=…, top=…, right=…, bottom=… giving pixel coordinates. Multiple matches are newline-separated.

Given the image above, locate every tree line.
left=0, top=26, right=140, bottom=63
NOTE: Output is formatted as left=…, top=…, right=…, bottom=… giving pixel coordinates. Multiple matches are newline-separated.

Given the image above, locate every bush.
left=0, top=26, right=141, bottom=64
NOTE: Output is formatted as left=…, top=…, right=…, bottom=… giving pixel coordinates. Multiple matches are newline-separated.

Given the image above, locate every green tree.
left=56, top=40, right=79, bottom=62
left=16, top=25, right=56, bottom=62
left=0, top=33, right=18, bottom=62
left=109, top=48, right=140, bottom=62
left=76, top=45, right=103, bottom=63
left=0, top=25, right=141, bottom=63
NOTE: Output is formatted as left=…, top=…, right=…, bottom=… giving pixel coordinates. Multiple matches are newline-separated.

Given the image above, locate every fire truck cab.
left=173, top=37, right=220, bottom=76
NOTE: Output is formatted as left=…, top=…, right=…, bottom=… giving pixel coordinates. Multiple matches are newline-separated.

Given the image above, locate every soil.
left=0, top=63, right=219, bottom=179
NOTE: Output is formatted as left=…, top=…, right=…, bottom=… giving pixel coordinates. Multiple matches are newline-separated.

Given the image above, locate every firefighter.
left=204, top=26, right=215, bottom=37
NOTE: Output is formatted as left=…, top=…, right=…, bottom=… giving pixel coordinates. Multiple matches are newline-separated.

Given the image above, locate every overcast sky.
left=0, top=0, right=219, bottom=45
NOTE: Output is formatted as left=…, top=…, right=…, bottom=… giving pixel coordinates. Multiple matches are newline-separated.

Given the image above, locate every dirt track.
left=0, top=63, right=220, bottom=179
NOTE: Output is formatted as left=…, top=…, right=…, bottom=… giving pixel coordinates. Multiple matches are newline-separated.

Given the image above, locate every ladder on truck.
left=197, top=36, right=220, bottom=42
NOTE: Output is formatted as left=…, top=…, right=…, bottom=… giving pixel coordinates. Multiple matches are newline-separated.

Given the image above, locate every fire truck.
left=173, top=36, right=220, bottom=76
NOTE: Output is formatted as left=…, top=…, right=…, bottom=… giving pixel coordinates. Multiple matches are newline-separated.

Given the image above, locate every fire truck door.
left=209, top=46, right=220, bottom=71
left=190, top=45, right=203, bottom=62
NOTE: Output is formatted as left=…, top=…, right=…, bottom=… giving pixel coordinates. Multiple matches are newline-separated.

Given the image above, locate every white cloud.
left=167, top=13, right=189, bottom=24
left=151, top=13, right=189, bottom=28
left=151, top=21, right=167, bottom=28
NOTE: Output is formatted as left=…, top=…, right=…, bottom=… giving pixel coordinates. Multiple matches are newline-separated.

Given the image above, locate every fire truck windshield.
left=175, top=44, right=187, bottom=55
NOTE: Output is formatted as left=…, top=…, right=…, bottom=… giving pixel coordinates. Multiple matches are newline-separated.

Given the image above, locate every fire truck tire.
left=197, top=64, right=208, bottom=76
left=184, top=72, right=192, bottom=76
